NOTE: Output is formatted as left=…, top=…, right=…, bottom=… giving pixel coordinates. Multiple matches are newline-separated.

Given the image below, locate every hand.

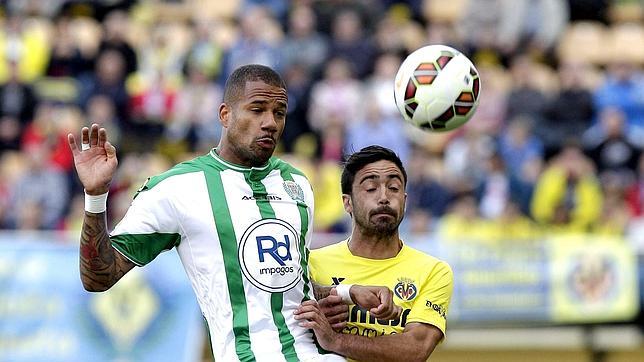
left=68, top=124, right=118, bottom=195
left=319, top=290, right=349, bottom=331
left=350, top=285, right=402, bottom=320
left=294, top=300, right=339, bottom=351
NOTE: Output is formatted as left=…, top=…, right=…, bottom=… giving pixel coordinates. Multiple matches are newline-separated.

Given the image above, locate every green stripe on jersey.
left=134, top=159, right=205, bottom=199
left=276, top=162, right=331, bottom=355
left=111, top=233, right=180, bottom=266
left=243, top=171, right=299, bottom=362
left=276, top=164, right=312, bottom=301
left=204, top=169, right=256, bottom=362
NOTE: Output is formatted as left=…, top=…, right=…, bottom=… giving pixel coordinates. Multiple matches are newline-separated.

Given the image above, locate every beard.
left=229, top=138, right=273, bottom=167
left=355, top=205, right=403, bottom=238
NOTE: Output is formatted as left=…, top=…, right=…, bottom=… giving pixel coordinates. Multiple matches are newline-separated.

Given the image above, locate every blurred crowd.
left=0, top=0, right=642, bottom=247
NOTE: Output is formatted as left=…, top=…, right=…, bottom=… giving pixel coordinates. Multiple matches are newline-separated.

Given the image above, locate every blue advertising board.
left=405, top=234, right=639, bottom=325
left=0, top=239, right=203, bottom=362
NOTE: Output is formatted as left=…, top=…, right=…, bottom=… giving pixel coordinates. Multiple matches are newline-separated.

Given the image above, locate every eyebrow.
left=358, top=173, right=403, bottom=185
left=248, top=99, right=287, bottom=108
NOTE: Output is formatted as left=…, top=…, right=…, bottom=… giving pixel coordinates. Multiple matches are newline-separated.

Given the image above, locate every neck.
left=215, top=142, right=266, bottom=168
left=216, top=145, right=245, bottom=166
left=348, top=227, right=402, bottom=259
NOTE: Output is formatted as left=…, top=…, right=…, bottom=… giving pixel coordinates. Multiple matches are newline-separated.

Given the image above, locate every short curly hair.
left=223, top=64, right=286, bottom=105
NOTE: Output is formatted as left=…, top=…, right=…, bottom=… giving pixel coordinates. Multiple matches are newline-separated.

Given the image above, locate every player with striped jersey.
left=68, top=65, right=399, bottom=362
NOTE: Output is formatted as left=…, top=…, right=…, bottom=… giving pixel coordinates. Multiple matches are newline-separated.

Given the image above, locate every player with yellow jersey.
left=309, top=239, right=452, bottom=338
left=295, top=146, right=453, bottom=362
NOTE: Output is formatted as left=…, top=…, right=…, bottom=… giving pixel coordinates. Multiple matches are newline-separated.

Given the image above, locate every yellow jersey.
left=309, top=239, right=453, bottom=339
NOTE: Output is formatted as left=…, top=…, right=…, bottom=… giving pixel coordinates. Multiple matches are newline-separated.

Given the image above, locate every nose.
left=378, top=186, right=390, bottom=205
left=261, top=112, right=278, bottom=133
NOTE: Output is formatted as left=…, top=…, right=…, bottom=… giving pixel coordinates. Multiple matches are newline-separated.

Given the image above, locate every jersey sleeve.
left=110, top=179, right=182, bottom=266
left=406, top=261, right=454, bottom=337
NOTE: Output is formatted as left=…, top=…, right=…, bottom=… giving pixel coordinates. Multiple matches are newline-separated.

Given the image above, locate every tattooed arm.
left=79, top=211, right=135, bottom=291
left=69, top=124, right=134, bottom=292
left=312, top=282, right=333, bottom=300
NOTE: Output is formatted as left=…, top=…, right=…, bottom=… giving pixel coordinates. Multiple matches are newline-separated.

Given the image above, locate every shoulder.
left=310, top=240, right=347, bottom=259
left=309, top=240, right=347, bottom=280
left=135, top=155, right=210, bottom=197
left=272, top=158, right=309, bottom=179
left=403, top=244, right=453, bottom=277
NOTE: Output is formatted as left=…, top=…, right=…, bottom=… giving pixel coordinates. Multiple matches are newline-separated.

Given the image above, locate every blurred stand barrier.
left=313, top=233, right=641, bottom=326
left=0, top=232, right=642, bottom=362
left=313, top=233, right=644, bottom=362
left=0, top=232, right=203, bottom=362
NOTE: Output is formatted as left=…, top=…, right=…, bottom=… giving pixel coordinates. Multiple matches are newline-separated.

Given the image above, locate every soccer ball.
left=394, top=45, right=481, bottom=132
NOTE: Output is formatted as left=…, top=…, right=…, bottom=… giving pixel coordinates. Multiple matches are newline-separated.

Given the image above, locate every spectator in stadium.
left=460, top=0, right=568, bottom=61
left=626, top=154, right=644, bottom=217
left=531, top=142, right=603, bottom=233
left=68, top=64, right=399, bottom=362
left=46, top=16, right=90, bottom=77
left=0, top=60, right=37, bottom=151
left=594, top=171, right=631, bottom=235
left=405, top=146, right=453, bottom=219
left=327, top=8, right=377, bottom=78
left=583, top=107, right=642, bottom=180
left=308, top=56, right=363, bottom=133
left=98, top=10, right=138, bottom=77
left=497, top=115, right=544, bottom=179
left=476, top=152, right=533, bottom=220
left=594, top=59, right=644, bottom=131
left=7, top=142, right=68, bottom=229
left=77, top=49, right=129, bottom=123
left=165, top=63, right=223, bottom=152
left=541, top=59, right=595, bottom=157
left=344, top=100, right=411, bottom=164
left=85, top=95, right=122, bottom=148
left=303, top=145, right=453, bottom=361
left=0, top=15, right=50, bottom=83
left=222, top=6, right=283, bottom=78
left=184, top=19, right=224, bottom=80
left=365, top=52, right=404, bottom=120
left=281, top=4, right=329, bottom=75
left=281, top=63, right=315, bottom=152
left=437, top=192, right=486, bottom=241
left=443, top=128, right=495, bottom=192
left=505, top=55, right=547, bottom=133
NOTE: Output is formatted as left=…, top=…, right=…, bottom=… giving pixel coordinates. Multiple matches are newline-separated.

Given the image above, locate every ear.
left=219, top=103, right=230, bottom=128
left=342, top=194, right=352, bottom=214
left=403, top=192, right=408, bottom=212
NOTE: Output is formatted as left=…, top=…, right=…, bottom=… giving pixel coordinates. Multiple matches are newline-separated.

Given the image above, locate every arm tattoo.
left=79, top=211, right=134, bottom=292
left=312, top=282, right=332, bottom=300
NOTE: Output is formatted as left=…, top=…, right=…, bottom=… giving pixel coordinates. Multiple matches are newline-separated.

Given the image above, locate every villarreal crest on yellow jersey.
left=309, top=240, right=453, bottom=338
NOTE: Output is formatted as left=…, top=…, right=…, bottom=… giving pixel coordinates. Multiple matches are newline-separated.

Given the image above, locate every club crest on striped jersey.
left=238, top=218, right=303, bottom=293
left=394, top=278, right=417, bottom=301
left=283, top=181, right=304, bottom=202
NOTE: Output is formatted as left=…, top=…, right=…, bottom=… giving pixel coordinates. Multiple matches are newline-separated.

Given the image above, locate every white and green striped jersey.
left=110, top=149, right=345, bottom=362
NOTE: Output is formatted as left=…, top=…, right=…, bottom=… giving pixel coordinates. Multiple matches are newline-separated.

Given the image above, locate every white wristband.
left=85, top=191, right=108, bottom=213
left=336, top=284, right=354, bottom=304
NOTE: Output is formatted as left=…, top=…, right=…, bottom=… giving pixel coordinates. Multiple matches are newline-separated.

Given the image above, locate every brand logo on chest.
left=238, top=218, right=302, bottom=293
left=394, top=278, right=417, bottom=301
left=282, top=181, right=305, bottom=202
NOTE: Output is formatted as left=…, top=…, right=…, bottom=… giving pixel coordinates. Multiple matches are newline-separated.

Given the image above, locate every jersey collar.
left=209, top=148, right=273, bottom=172
left=344, top=238, right=407, bottom=260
